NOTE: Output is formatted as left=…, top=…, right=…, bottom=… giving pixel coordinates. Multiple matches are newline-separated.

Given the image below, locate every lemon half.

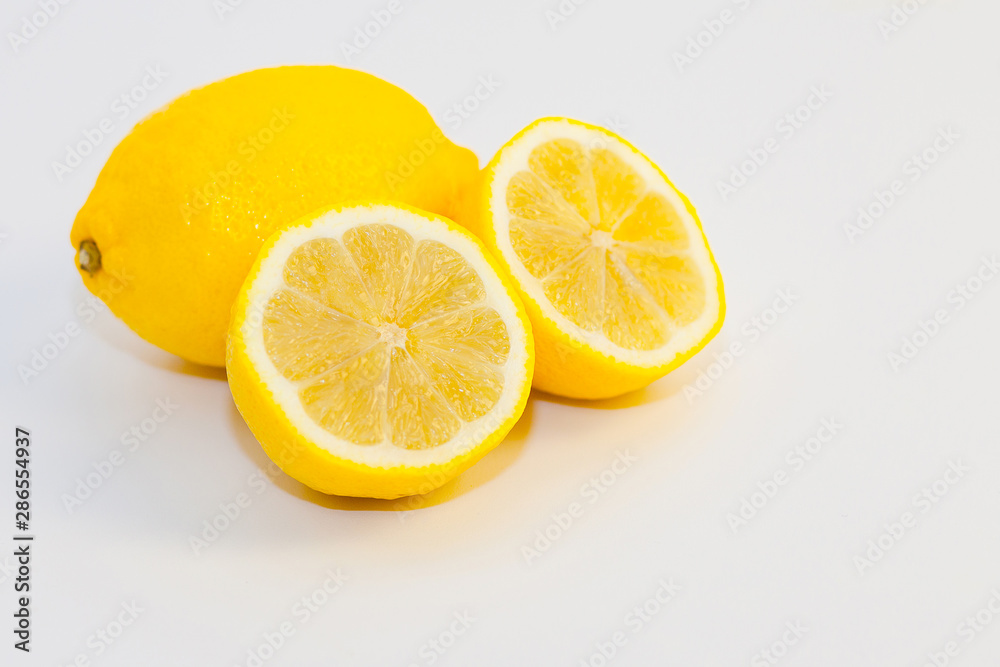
left=466, top=118, right=724, bottom=399
left=227, top=203, right=533, bottom=499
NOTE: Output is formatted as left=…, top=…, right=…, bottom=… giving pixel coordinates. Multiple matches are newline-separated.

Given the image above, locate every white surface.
left=2, top=1, right=999, bottom=665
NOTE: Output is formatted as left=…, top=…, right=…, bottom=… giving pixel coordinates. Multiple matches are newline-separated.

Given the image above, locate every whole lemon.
left=71, top=66, right=479, bottom=367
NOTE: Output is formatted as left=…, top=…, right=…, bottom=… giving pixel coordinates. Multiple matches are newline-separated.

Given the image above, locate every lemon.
left=464, top=118, right=724, bottom=400
left=70, top=66, right=479, bottom=367
left=227, top=202, right=533, bottom=499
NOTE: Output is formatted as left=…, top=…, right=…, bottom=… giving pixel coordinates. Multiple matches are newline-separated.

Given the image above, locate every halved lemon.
left=227, top=203, right=533, bottom=499
left=465, top=118, right=724, bottom=400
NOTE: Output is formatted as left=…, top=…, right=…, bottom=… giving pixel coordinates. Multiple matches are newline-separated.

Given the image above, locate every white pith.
left=489, top=119, right=721, bottom=367
left=240, top=204, right=530, bottom=469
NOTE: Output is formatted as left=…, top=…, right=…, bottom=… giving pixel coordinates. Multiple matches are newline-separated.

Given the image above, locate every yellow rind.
left=226, top=201, right=534, bottom=499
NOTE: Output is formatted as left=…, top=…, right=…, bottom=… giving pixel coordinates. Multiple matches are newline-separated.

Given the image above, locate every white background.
left=2, top=1, right=1000, bottom=665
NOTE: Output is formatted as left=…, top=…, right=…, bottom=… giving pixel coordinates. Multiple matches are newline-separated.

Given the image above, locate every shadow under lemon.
left=227, top=398, right=534, bottom=512
left=86, top=302, right=229, bottom=381
left=226, top=355, right=693, bottom=512
left=530, top=364, right=694, bottom=410
left=104, top=298, right=696, bottom=511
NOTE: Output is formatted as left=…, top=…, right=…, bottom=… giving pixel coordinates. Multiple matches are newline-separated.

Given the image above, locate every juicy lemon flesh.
left=261, top=224, right=510, bottom=451
left=507, top=139, right=706, bottom=351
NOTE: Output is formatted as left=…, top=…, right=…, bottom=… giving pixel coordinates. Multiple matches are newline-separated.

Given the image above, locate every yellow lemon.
left=227, top=202, right=533, bottom=499
left=464, top=118, right=724, bottom=400
left=71, top=66, right=479, bottom=367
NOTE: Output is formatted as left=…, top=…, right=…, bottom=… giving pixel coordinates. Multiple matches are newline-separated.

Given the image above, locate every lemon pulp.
left=507, top=138, right=706, bottom=352
left=261, top=224, right=511, bottom=451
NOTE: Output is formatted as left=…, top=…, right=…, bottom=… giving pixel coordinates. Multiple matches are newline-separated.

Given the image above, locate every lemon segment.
left=227, top=203, right=533, bottom=498
left=469, top=118, right=724, bottom=399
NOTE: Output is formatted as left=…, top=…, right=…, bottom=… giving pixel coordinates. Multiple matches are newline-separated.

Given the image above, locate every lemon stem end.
left=79, top=240, right=102, bottom=276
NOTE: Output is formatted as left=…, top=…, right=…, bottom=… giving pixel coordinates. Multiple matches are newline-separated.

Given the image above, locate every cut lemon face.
left=467, top=118, right=724, bottom=399
left=227, top=203, right=533, bottom=499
